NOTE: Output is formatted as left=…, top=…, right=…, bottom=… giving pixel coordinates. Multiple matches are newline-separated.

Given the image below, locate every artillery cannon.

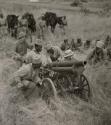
left=40, top=60, right=90, bottom=101
left=47, top=60, right=87, bottom=67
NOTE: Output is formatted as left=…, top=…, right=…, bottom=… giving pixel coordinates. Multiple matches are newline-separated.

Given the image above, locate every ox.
left=6, top=14, right=19, bottom=38
left=21, top=12, right=36, bottom=33
left=41, top=12, right=67, bottom=33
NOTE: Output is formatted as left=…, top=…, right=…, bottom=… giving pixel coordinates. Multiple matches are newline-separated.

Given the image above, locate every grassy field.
left=0, top=1, right=111, bottom=125
left=0, top=0, right=111, bottom=42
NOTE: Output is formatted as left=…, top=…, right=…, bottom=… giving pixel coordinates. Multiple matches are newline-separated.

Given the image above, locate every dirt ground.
left=0, top=1, right=111, bottom=125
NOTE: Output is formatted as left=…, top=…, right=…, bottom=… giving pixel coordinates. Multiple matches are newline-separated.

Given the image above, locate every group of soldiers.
left=10, top=30, right=111, bottom=93
left=0, top=11, right=110, bottom=100
left=11, top=32, right=83, bottom=91
left=11, top=32, right=63, bottom=90
left=0, top=11, right=109, bottom=95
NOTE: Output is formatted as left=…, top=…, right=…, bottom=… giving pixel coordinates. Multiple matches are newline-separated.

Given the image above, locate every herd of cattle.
left=0, top=11, right=111, bottom=51
left=0, top=12, right=67, bottom=39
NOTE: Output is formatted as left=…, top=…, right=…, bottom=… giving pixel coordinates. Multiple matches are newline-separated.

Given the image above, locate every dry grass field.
left=0, top=1, right=111, bottom=125
left=1, top=0, right=111, bottom=40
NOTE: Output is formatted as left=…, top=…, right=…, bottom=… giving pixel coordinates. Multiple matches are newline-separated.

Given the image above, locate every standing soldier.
left=0, top=13, right=6, bottom=38
left=18, top=17, right=28, bottom=35
left=18, top=16, right=32, bottom=43
left=38, top=19, right=46, bottom=40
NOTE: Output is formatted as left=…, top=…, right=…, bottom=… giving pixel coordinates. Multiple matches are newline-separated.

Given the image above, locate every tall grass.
left=0, top=2, right=111, bottom=125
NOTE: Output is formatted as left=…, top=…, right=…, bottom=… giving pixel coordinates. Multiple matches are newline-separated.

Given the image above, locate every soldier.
left=70, top=38, right=76, bottom=51
left=63, top=49, right=74, bottom=61
left=0, top=13, right=6, bottom=38
left=106, top=45, right=111, bottom=61
left=46, top=45, right=63, bottom=62
left=84, top=40, right=91, bottom=49
left=60, top=38, right=70, bottom=51
left=25, top=39, right=52, bottom=66
left=104, top=35, right=111, bottom=49
left=25, top=39, right=42, bottom=64
left=87, top=40, right=105, bottom=65
left=38, top=18, right=46, bottom=40
left=63, top=49, right=84, bottom=88
left=18, top=16, right=28, bottom=32
left=76, top=38, right=82, bottom=47
left=11, top=56, right=42, bottom=90
left=63, top=49, right=77, bottom=61
left=14, top=32, right=33, bottom=67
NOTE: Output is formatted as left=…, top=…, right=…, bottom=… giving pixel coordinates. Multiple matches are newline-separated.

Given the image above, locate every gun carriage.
left=40, top=61, right=90, bottom=101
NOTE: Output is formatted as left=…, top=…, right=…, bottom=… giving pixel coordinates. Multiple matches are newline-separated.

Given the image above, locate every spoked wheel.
left=77, top=74, right=90, bottom=101
left=41, top=78, right=57, bottom=103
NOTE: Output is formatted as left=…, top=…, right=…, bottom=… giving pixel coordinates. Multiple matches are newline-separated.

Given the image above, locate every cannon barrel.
left=48, top=61, right=87, bottom=67
left=52, top=67, right=73, bottom=73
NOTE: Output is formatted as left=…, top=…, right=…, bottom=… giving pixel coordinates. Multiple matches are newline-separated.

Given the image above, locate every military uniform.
left=87, top=41, right=106, bottom=65
left=107, top=46, right=111, bottom=61
left=51, top=46, right=63, bottom=61
left=0, top=17, right=6, bottom=37
left=25, top=50, right=40, bottom=64
left=63, top=49, right=77, bottom=62
left=15, top=32, right=32, bottom=67
left=61, top=40, right=70, bottom=51
left=11, top=57, right=42, bottom=90
left=25, top=50, right=52, bottom=66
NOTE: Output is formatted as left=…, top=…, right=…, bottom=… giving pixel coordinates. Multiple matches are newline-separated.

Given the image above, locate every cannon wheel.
left=41, top=78, right=57, bottom=103
left=77, top=74, right=90, bottom=101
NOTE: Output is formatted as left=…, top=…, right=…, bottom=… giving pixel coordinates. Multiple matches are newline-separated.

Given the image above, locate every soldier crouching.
left=10, top=56, right=42, bottom=98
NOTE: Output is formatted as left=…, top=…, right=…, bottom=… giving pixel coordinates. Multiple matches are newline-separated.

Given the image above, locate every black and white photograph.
left=0, top=0, right=111, bottom=125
